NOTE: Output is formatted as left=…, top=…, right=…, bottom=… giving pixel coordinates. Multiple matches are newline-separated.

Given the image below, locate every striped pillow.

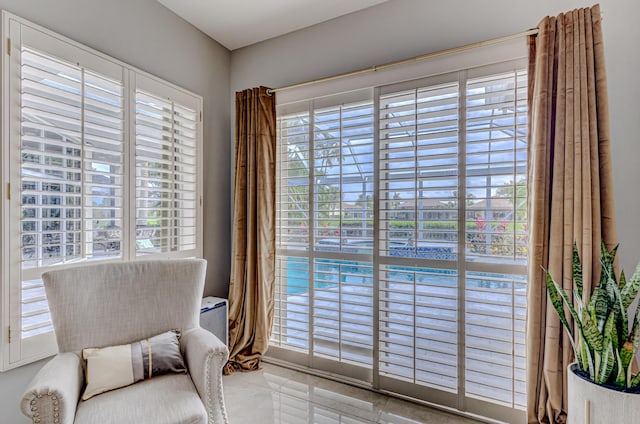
left=81, top=330, right=187, bottom=400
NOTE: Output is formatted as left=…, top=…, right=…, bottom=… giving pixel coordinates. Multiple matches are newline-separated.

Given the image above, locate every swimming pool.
left=283, top=257, right=525, bottom=295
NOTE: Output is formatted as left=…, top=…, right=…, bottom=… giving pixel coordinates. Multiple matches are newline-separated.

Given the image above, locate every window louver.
left=273, top=256, right=310, bottom=351
left=313, top=260, right=373, bottom=366
left=311, top=102, right=374, bottom=366
left=378, top=82, right=460, bottom=391
left=273, top=112, right=311, bottom=352
left=379, top=83, right=459, bottom=260
left=135, top=90, right=198, bottom=254
left=463, top=70, right=528, bottom=409
left=20, top=48, right=124, bottom=340
left=276, top=111, right=310, bottom=252
left=379, top=265, right=458, bottom=391
left=273, top=100, right=375, bottom=368
left=465, top=272, right=527, bottom=408
left=313, top=102, right=374, bottom=253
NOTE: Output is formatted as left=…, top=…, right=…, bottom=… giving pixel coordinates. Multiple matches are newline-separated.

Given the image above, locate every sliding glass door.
left=271, top=60, right=528, bottom=423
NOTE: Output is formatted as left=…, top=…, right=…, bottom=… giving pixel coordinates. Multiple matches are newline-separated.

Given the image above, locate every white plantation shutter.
left=312, top=101, right=374, bottom=367
left=172, top=104, right=199, bottom=252
left=134, top=79, right=200, bottom=257
left=273, top=256, right=310, bottom=351
left=272, top=95, right=376, bottom=377
left=272, top=62, right=528, bottom=423
left=83, top=70, right=125, bottom=259
left=376, top=69, right=528, bottom=420
left=465, top=71, right=528, bottom=262
left=20, top=49, right=84, bottom=270
left=276, top=110, right=310, bottom=252
left=378, top=78, right=460, bottom=397
left=313, top=101, right=374, bottom=252
left=465, top=271, right=527, bottom=408
left=273, top=110, right=311, bottom=351
left=312, top=259, right=374, bottom=366
left=16, top=45, right=125, bottom=361
left=463, top=70, right=528, bottom=409
left=378, top=81, right=459, bottom=258
left=3, top=16, right=202, bottom=369
left=378, top=266, right=458, bottom=390
left=135, top=91, right=176, bottom=254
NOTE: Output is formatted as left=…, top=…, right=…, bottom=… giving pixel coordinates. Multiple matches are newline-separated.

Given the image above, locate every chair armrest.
left=181, top=327, right=229, bottom=424
left=20, top=352, right=84, bottom=424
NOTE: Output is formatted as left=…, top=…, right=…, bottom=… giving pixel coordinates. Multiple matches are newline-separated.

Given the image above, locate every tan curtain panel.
left=526, top=4, right=617, bottom=423
left=225, top=87, right=276, bottom=375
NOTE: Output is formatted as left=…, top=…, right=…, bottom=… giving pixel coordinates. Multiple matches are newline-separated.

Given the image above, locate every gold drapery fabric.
left=225, top=87, right=276, bottom=375
left=526, top=4, right=617, bottom=423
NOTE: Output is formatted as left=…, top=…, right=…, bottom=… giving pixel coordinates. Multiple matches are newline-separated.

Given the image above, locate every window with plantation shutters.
left=2, top=14, right=202, bottom=369
left=13, top=42, right=126, bottom=364
left=272, top=61, right=528, bottom=423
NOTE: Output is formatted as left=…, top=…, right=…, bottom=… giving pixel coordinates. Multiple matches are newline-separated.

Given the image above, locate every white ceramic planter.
left=568, top=363, right=640, bottom=424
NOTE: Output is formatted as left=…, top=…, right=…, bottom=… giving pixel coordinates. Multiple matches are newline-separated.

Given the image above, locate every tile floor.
left=222, top=362, right=484, bottom=424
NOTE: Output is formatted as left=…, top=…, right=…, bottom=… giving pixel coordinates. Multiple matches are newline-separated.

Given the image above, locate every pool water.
left=284, top=257, right=524, bottom=295
left=286, top=259, right=373, bottom=295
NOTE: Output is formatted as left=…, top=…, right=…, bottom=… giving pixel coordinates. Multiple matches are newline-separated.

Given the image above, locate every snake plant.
left=546, top=242, right=640, bottom=390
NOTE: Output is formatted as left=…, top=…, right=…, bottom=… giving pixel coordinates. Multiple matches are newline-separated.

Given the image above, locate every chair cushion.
left=74, top=374, right=207, bottom=424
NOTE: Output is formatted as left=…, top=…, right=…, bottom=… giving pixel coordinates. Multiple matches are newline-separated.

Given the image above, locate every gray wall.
left=0, top=0, right=230, bottom=422
left=231, top=0, right=640, bottom=273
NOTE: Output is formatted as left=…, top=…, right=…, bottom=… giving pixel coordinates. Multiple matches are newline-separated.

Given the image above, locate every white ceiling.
left=157, top=0, right=389, bottom=50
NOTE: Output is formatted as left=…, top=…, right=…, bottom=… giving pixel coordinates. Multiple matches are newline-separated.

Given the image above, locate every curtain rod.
left=267, top=28, right=539, bottom=95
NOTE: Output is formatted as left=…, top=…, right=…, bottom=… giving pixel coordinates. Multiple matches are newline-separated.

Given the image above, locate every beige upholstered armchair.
left=20, top=259, right=229, bottom=424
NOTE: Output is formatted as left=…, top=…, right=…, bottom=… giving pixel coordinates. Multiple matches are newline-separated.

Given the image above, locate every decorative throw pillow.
left=81, top=330, right=187, bottom=400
